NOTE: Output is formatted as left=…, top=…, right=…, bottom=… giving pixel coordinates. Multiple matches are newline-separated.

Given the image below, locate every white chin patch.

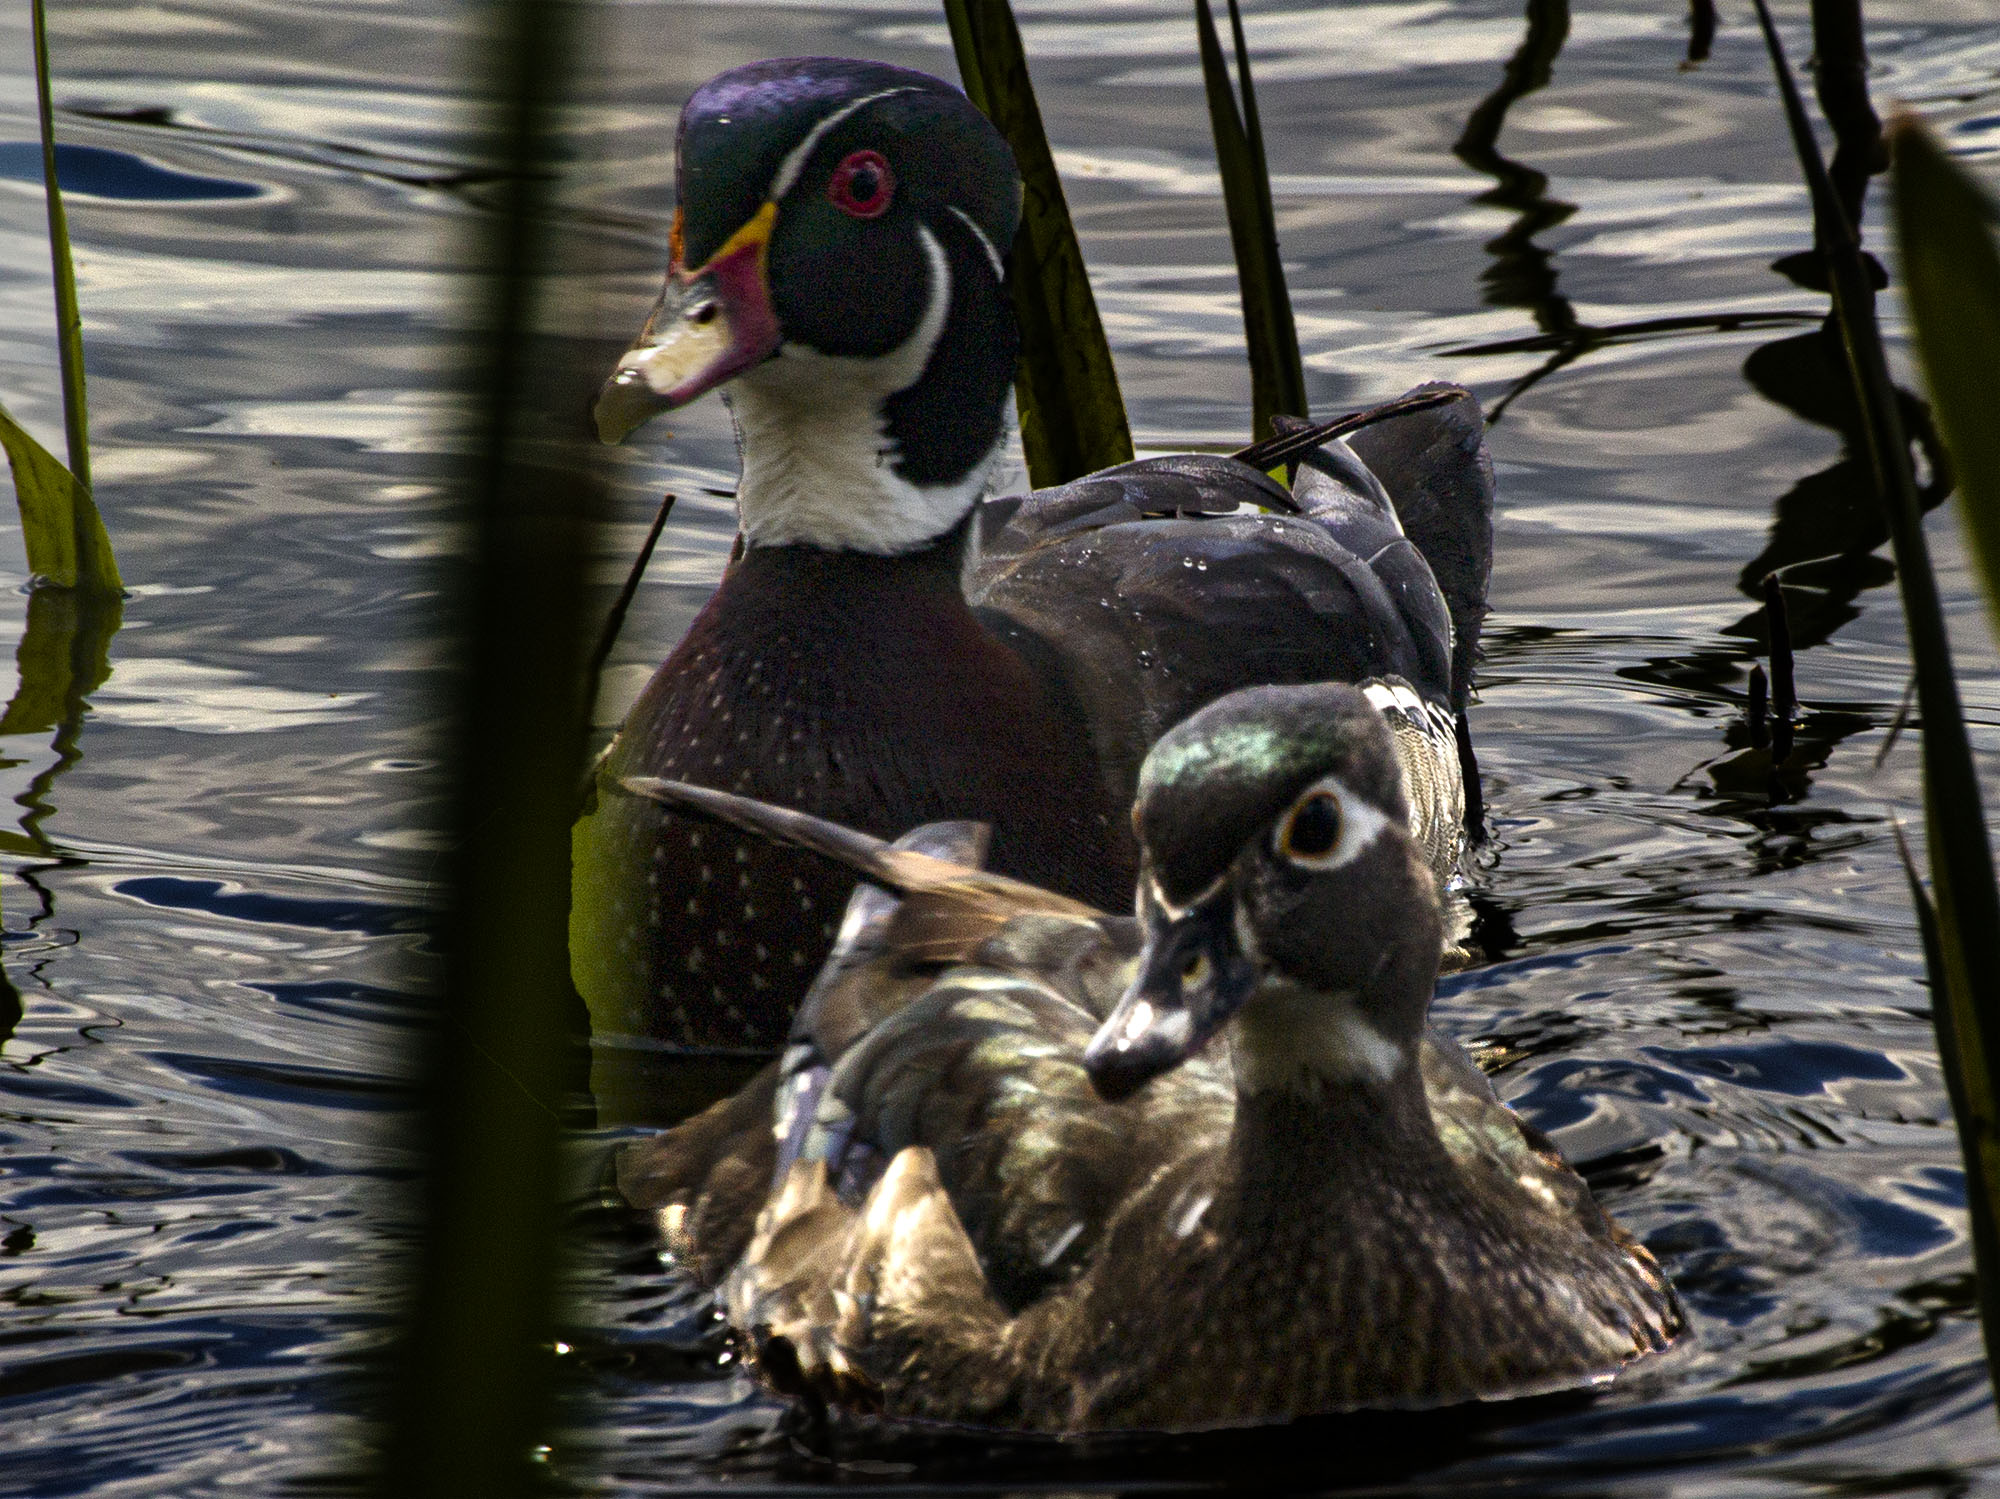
left=729, top=225, right=1003, bottom=555
left=1232, top=981, right=1409, bottom=1093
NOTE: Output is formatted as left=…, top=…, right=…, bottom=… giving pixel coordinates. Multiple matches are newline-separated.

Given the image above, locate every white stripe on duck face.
left=769, top=87, right=921, bottom=200
left=728, top=223, right=1004, bottom=554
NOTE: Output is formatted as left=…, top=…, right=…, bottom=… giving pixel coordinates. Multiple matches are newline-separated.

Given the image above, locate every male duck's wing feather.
left=968, top=397, right=1488, bottom=824
left=1343, top=384, right=1494, bottom=709
left=973, top=510, right=1439, bottom=817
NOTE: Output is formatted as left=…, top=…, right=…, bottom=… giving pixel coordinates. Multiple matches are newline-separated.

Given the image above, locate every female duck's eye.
left=1280, top=791, right=1342, bottom=862
left=828, top=150, right=895, bottom=219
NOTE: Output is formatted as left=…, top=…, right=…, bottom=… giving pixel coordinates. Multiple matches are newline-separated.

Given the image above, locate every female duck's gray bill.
left=593, top=201, right=782, bottom=445
left=1084, top=887, right=1258, bottom=1101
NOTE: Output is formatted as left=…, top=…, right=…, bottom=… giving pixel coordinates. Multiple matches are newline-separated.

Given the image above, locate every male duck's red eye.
left=828, top=150, right=895, bottom=219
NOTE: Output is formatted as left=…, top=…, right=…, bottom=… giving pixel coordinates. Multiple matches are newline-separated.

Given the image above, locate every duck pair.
left=587, top=55, right=1681, bottom=1427
left=573, top=56, right=1494, bottom=1056
left=620, top=681, right=1682, bottom=1431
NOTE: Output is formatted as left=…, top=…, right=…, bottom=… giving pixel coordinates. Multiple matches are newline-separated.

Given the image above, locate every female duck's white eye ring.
left=1280, top=791, right=1341, bottom=860
left=1273, top=777, right=1390, bottom=871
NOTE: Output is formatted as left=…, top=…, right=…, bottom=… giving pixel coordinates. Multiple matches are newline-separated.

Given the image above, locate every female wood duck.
left=617, top=682, right=1681, bottom=1432
left=575, top=56, right=1495, bottom=1053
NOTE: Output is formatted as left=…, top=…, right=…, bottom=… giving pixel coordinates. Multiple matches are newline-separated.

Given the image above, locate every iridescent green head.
left=1086, top=683, right=1441, bottom=1099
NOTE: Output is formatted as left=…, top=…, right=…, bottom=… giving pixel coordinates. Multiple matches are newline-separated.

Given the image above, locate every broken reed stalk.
left=1762, top=574, right=1796, bottom=763
left=583, top=490, right=675, bottom=719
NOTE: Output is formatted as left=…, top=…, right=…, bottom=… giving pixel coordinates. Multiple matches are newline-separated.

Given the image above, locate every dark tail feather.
left=1344, top=383, right=1495, bottom=712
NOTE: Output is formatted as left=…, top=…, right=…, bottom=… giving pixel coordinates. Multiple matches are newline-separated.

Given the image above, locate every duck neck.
left=1223, top=1036, right=1440, bottom=1242
left=730, top=208, right=1018, bottom=556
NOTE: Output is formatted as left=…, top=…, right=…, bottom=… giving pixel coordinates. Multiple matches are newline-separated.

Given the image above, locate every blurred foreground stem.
left=373, top=0, right=595, bottom=1493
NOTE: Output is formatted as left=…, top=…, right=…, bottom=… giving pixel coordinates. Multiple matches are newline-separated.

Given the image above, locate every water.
left=3, top=0, right=2000, bottom=1493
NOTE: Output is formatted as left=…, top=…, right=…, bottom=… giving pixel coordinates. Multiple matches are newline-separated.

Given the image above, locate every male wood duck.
left=618, top=682, right=1681, bottom=1432
left=575, top=56, right=1495, bottom=1054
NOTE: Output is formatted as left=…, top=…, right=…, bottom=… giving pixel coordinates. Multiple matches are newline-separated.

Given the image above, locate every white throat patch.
left=729, top=224, right=1003, bottom=555
left=1230, top=978, right=1409, bottom=1094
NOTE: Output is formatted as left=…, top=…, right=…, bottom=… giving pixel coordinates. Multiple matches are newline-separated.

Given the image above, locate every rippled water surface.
left=5, top=0, right=2000, bottom=1494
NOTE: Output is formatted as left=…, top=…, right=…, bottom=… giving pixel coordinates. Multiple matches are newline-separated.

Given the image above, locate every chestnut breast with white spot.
left=581, top=533, right=1126, bottom=1048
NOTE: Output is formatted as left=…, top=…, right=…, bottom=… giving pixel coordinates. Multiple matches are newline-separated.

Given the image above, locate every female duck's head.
left=1085, top=682, right=1446, bottom=1100
left=595, top=59, right=1023, bottom=554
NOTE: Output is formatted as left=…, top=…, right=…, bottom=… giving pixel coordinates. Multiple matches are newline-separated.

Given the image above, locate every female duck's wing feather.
left=1419, top=1036, right=1683, bottom=1358
left=805, top=974, right=1232, bottom=1309
left=725, top=1009, right=1677, bottom=1431
left=618, top=1063, right=780, bottom=1285
left=614, top=791, right=1147, bottom=1290
left=721, top=973, right=1234, bottom=1429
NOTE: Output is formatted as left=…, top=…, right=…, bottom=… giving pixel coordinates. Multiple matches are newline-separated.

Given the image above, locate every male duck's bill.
left=617, top=682, right=1683, bottom=1433
left=595, top=202, right=781, bottom=442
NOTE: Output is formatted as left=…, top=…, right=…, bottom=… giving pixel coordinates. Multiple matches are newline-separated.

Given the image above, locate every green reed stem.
left=30, top=0, right=88, bottom=496
left=372, top=0, right=596, bottom=1491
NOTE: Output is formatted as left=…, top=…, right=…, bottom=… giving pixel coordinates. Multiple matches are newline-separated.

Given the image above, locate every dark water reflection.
left=3, top=0, right=2000, bottom=1494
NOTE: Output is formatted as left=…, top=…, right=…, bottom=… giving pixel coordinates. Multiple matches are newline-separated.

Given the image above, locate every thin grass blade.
left=1892, top=119, right=2000, bottom=622
left=1195, top=0, right=1306, bottom=442
left=30, top=0, right=87, bottom=497
left=943, top=0, right=1132, bottom=485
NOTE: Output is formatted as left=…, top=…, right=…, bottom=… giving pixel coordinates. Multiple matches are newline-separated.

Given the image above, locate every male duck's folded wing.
left=1344, top=384, right=1494, bottom=708
left=967, top=396, right=1489, bottom=809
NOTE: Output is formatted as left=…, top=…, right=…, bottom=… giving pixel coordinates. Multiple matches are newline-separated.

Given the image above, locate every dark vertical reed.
left=1194, top=0, right=1307, bottom=441
left=943, top=0, right=1133, bottom=485
left=1892, top=112, right=2000, bottom=1419
left=372, top=0, right=598, bottom=1493
left=1751, top=0, right=2000, bottom=1401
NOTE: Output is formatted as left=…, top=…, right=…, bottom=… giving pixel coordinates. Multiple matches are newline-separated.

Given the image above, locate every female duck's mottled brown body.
left=620, top=685, right=1681, bottom=1433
